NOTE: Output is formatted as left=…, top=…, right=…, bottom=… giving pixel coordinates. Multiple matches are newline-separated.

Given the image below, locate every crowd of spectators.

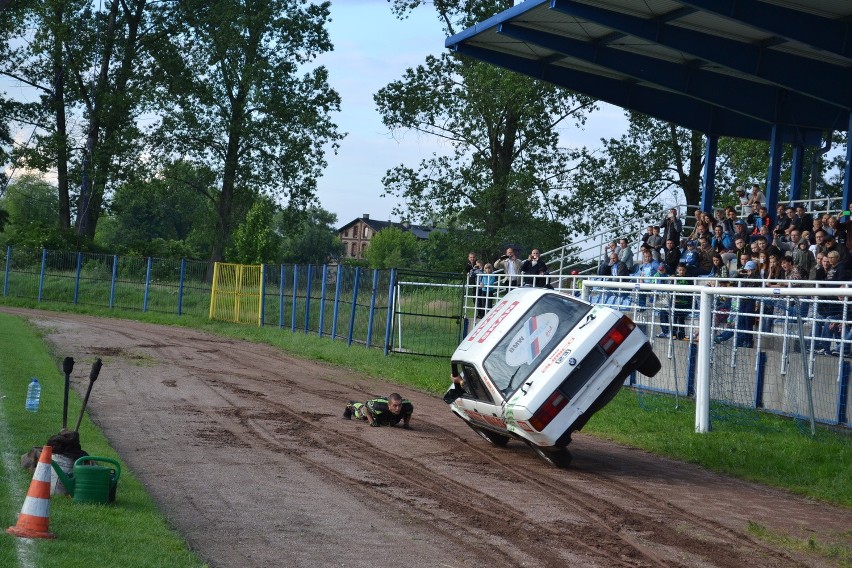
left=594, top=191, right=852, bottom=351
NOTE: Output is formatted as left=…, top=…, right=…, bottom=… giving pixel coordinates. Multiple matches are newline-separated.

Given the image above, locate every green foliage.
left=228, top=197, right=281, bottom=264
left=96, top=161, right=215, bottom=258
left=376, top=0, right=596, bottom=253
left=148, top=0, right=344, bottom=262
left=365, top=226, right=418, bottom=269
left=278, top=205, right=343, bottom=264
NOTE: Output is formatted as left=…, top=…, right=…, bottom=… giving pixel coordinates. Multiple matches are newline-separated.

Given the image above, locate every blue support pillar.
left=73, top=252, right=82, bottom=305
left=348, top=267, right=361, bottom=347
left=319, top=264, right=328, bottom=337
left=754, top=351, right=767, bottom=408
left=765, top=125, right=784, bottom=223
left=842, top=114, right=852, bottom=213
left=789, top=144, right=805, bottom=204
left=279, top=264, right=286, bottom=329
left=331, top=265, right=343, bottom=340
left=686, top=342, right=697, bottom=397
left=383, top=269, right=397, bottom=356
left=366, top=269, right=380, bottom=348
left=109, top=255, right=118, bottom=309
left=143, top=257, right=152, bottom=312
left=304, top=264, right=313, bottom=333
left=700, top=135, right=718, bottom=213
left=291, top=265, right=299, bottom=332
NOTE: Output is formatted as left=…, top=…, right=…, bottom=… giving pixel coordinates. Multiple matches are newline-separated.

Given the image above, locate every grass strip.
left=0, top=312, right=206, bottom=568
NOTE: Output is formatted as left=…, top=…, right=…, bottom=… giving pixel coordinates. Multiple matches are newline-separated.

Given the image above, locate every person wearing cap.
left=732, top=219, right=749, bottom=243
left=681, top=240, right=700, bottom=277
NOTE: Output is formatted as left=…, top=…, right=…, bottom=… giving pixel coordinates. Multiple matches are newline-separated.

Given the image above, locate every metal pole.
left=695, top=289, right=713, bottom=433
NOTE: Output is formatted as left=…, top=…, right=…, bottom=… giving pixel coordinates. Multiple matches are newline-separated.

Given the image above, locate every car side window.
left=459, top=364, right=495, bottom=404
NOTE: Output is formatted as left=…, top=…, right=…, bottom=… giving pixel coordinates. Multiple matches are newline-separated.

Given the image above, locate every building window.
left=363, top=226, right=369, bottom=238
left=350, top=243, right=356, bottom=257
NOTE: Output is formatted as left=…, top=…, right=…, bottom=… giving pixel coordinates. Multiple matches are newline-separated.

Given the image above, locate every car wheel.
left=528, top=444, right=572, bottom=468
left=637, top=351, right=662, bottom=377
left=466, top=423, right=510, bottom=446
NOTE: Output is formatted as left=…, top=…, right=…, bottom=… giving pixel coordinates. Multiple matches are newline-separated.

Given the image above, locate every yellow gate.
left=209, top=262, right=264, bottom=325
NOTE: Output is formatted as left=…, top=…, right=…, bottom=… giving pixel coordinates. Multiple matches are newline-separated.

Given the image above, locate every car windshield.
left=483, top=293, right=590, bottom=398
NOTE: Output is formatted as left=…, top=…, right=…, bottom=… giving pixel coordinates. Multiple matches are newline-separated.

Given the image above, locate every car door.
left=452, top=363, right=507, bottom=432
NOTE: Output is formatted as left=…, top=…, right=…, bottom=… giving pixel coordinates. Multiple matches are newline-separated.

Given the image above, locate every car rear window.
left=483, top=293, right=590, bottom=398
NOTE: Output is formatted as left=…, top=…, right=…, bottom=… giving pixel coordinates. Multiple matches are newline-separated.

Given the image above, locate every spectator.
left=495, top=247, right=523, bottom=287
left=735, top=186, right=750, bottom=216
left=711, top=225, right=733, bottom=253
left=795, top=205, right=814, bottom=236
left=661, top=208, right=682, bottom=245
left=646, top=226, right=664, bottom=259
left=812, top=255, right=842, bottom=355
left=747, top=183, right=765, bottom=213
left=732, top=237, right=750, bottom=268
left=521, top=248, right=550, bottom=288
left=722, top=206, right=738, bottom=235
left=681, top=240, right=700, bottom=277
left=714, top=260, right=759, bottom=347
left=697, top=236, right=714, bottom=275
left=477, top=263, right=496, bottom=318
left=465, top=252, right=479, bottom=284
left=662, top=238, right=681, bottom=273
left=658, top=263, right=691, bottom=340
left=605, top=252, right=629, bottom=278
left=617, top=238, right=634, bottom=272
left=634, top=249, right=659, bottom=280
left=707, top=253, right=729, bottom=278
left=732, top=219, right=750, bottom=244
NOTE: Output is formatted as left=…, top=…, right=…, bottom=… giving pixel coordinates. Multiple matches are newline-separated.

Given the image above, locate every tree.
left=96, top=160, right=215, bottom=258
left=229, top=197, right=281, bottom=265
left=365, top=227, right=418, bottom=269
left=278, top=206, right=342, bottom=265
left=0, top=0, right=154, bottom=238
left=0, top=174, right=63, bottom=248
left=376, top=1, right=596, bottom=255
left=149, top=0, right=344, bottom=264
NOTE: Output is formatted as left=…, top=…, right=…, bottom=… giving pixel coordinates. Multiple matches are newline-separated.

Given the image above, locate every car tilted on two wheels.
left=444, top=287, right=661, bottom=468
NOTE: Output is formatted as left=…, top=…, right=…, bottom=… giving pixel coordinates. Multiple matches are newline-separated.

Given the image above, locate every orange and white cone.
left=7, top=444, right=55, bottom=539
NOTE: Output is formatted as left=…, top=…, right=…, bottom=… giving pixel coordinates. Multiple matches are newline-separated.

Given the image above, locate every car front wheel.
left=528, top=443, right=572, bottom=468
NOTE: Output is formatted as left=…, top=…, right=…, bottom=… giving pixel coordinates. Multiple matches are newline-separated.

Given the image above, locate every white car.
left=444, top=287, right=661, bottom=467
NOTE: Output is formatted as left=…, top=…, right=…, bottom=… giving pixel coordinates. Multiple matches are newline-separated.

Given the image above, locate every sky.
left=314, top=0, right=628, bottom=228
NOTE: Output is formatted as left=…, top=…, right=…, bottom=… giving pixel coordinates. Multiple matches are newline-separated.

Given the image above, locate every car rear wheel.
left=637, top=350, right=662, bottom=377
left=528, top=443, right=572, bottom=468
left=466, top=423, right=510, bottom=447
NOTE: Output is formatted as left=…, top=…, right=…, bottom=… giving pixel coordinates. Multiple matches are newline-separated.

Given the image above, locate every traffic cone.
left=7, top=444, right=55, bottom=539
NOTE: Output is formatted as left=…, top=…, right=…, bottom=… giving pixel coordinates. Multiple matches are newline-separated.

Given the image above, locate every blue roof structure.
left=445, top=0, right=852, bottom=146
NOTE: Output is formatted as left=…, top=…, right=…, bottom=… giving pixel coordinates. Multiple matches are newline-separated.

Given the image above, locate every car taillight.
left=529, top=391, right=569, bottom=432
left=598, top=315, right=635, bottom=355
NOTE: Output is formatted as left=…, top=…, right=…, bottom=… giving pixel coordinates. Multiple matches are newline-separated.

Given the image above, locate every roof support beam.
left=498, top=22, right=846, bottom=131
left=550, top=0, right=852, bottom=110
left=678, top=0, right=852, bottom=62
left=453, top=43, right=821, bottom=144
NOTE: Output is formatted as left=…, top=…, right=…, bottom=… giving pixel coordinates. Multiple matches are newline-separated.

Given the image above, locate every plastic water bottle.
left=25, top=378, right=41, bottom=412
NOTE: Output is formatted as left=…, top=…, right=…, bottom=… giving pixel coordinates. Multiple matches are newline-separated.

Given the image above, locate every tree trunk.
left=52, top=0, right=70, bottom=230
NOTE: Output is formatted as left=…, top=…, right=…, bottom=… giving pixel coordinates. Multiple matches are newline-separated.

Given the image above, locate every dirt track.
left=6, top=307, right=850, bottom=568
